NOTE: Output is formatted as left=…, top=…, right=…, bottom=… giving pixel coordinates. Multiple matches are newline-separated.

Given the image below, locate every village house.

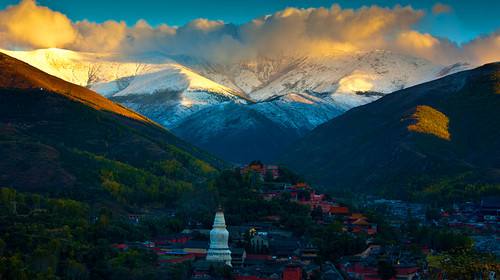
left=443, top=199, right=499, bottom=235
left=329, top=206, right=350, bottom=216
left=243, top=254, right=274, bottom=267
left=182, top=240, right=209, bottom=258
left=240, top=161, right=280, bottom=180
left=338, top=244, right=422, bottom=280
left=231, top=248, right=247, bottom=267
left=480, top=196, right=500, bottom=221
left=234, top=263, right=282, bottom=280
left=127, top=213, right=144, bottom=224
left=283, top=263, right=302, bottom=280
left=369, top=199, right=426, bottom=223
left=298, top=242, right=319, bottom=263
left=154, top=233, right=191, bottom=246
left=117, top=182, right=393, bottom=279
left=229, top=225, right=253, bottom=244
left=251, top=234, right=270, bottom=254
left=322, top=262, right=344, bottom=280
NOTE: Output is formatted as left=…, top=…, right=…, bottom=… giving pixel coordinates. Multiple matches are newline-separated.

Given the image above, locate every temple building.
left=206, top=209, right=232, bottom=266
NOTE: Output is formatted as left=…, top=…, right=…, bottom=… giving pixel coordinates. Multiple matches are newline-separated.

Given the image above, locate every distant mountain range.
left=2, top=48, right=470, bottom=163
left=280, top=63, right=500, bottom=200
left=1, top=49, right=498, bottom=202
left=0, top=52, right=221, bottom=198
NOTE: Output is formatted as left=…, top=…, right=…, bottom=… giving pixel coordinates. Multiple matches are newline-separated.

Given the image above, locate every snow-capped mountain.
left=0, top=48, right=167, bottom=87
left=1, top=48, right=470, bottom=163
left=171, top=102, right=301, bottom=163
left=93, top=63, right=247, bottom=127
left=187, top=50, right=469, bottom=134
left=0, top=48, right=247, bottom=128
left=192, top=50, right=458, bottom=102
left=251, top=93, right=344, bottom=132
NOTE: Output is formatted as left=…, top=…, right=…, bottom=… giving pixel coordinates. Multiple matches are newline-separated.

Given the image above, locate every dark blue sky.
left=1, top=0, right=498, bottom=43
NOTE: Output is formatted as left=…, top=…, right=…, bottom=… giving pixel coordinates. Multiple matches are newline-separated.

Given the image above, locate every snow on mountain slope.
left=111, top=92, right=239, bottom=128
left=195, top=50, right=467, bottom=104
left=103, top=64, right=240, bottom=98
left=251, top=93, right=344, bottom=132
left=0, top=48, right=168, bottom=87
left=0, top=48, right=241, bottom=97
left=171, top=102, right=301, bottom=163
left=183, top=50, right=461, bottom=134
left=195, top=55, right=309, bottom=95
left=1, top=47, right=471, bottom=163
left=0, top=48, right=247, bottom=128
left=100, top=64, right=247, bottom=128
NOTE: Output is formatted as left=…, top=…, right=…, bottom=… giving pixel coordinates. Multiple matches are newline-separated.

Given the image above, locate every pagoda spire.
left=206, top=208, right=232, bottom=266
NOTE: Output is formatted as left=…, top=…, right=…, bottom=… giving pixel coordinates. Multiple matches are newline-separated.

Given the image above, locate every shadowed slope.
left=280, top=63, right=500, bottom=199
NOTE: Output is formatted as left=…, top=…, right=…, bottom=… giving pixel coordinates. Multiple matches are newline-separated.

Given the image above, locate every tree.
left=377, top=260, right=396, bottom=280
left=66, top=259, right=89, bottom=280
left=425, top=207, right=440, bottom=221
left=168, top=262, right=191, bottom=280
left=313, top=223, right=366, bottom=262
left=0, top=254, right=29, bottom=280
left=311, top=206, right=323, bottom=221
left=437, top=249, right=499, bottom=280
left=114, top=63, right=151, bottom=91
left=0, top=239, right=5, bottom=256
left=76, top=63, right=101, bottom=88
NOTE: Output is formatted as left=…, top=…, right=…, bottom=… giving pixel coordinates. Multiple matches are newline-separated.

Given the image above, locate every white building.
left=206, top=209, right=232, bottom=266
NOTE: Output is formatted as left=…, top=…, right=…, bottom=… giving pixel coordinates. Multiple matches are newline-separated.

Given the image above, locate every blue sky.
left=0, top=0, right=498, bottom=44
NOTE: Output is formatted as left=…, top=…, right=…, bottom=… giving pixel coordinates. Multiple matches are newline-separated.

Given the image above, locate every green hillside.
left=0, top=53, right=223, bottom=206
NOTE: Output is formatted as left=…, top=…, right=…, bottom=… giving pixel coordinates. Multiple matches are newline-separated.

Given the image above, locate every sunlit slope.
left=0, top=52, right=153, bottom=124
left=0, top=48, right=245, bottom=99
left=0, top=48, right=167, bottom=87
left=406, top=105, right=451, bottom=141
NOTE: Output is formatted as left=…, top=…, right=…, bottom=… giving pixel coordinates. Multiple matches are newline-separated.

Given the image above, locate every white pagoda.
left=206, top=209, right=232, bottom=266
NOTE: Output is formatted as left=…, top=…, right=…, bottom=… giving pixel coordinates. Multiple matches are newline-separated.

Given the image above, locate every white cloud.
left=0, top=0, right=76, bottom=48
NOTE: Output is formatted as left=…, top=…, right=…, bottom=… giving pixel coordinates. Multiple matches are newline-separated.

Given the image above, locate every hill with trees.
left=280, top=63, right=500, bottom=202
left=0, top=52, right=222, bottom=205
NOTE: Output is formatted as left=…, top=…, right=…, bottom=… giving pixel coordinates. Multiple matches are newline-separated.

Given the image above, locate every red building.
left=112, top=244, right=128, bottom=251
left=155, top=234, right=191, bottom=245
left=240, top=162, right=280, bottom=180
left=283, top=264, right=302, bottom=280
left=329, top=206, right=350, bottom=215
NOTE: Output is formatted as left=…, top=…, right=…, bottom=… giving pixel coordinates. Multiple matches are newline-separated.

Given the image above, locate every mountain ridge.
left=279, top=62, right=500, bottom=199
left=0, top=52, right=154, bottom=125
left=2, top=48, right=473, bottom=163
left=0, top=52, right=222, bottom=196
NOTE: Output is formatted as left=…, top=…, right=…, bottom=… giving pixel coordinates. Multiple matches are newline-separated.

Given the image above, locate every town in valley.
left=54, top=161, right=497, bottom=280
